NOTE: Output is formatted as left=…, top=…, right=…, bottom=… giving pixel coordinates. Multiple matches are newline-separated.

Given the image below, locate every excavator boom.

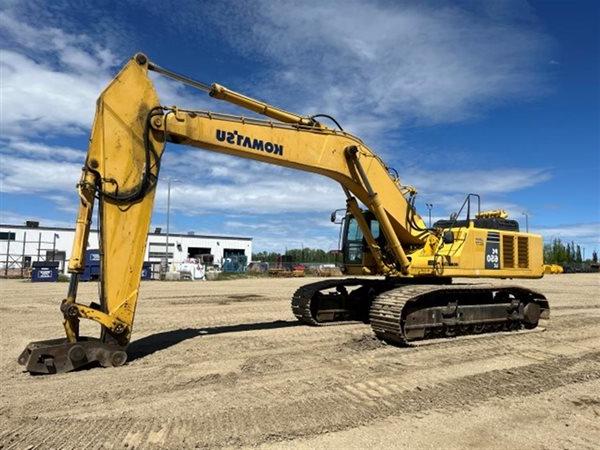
left=18, top=54, right=425, bottom=373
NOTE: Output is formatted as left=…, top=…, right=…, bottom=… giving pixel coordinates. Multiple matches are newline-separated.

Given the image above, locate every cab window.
left=370, top=220, right=380, bottom=239
left=347, top=217, right=363, bottom=241
left=345, top=217, right=363, bottom=264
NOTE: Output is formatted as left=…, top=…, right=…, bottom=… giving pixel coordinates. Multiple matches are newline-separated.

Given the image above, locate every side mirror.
left=330, top=208, right=346, bottom=224
left=443, top=230, right=454, bottom=244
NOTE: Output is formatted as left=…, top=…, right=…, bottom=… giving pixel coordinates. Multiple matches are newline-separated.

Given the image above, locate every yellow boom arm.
left=18, top=54, right=430, bottom=374
left=66, top=54, right=430, bottom=343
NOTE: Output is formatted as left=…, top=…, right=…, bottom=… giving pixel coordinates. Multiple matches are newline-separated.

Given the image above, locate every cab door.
left=342, top=213, right=382, bottom=275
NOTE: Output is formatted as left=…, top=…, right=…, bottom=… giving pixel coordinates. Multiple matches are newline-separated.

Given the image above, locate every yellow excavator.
left=19, top=54, right=549, bottom=374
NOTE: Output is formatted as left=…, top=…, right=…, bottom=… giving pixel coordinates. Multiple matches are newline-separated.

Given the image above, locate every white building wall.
left=145, top=233, right=253, bottom=266
left=0, top=224, right=252, bottom=273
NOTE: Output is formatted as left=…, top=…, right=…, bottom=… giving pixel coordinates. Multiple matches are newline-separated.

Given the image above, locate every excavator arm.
left=18, top=53, right=431, bottom=374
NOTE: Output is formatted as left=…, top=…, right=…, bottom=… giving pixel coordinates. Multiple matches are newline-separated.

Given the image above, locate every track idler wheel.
left=18, top=337, right=127, bottom=375
left=108, top=350, right=128, bottom=368
left=523, top=302, right=541, bottom=329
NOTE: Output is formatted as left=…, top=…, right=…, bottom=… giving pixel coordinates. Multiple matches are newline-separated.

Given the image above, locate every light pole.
left=522, top=211, right=529, bottom=233
left=52, top=233, right=59, bottom=261
left=425, top=203, right=433, bottom=228
left=165, top=178, right=180, bottom=272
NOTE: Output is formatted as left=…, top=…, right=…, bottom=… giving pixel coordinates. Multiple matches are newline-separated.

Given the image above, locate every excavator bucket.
left=18, top=53, right=164, bottom=374
left=18, top=338, right=127, bottom=375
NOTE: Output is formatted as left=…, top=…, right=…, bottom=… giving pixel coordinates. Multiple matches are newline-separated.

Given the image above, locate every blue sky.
left=1, top=0, right=598, bottom=254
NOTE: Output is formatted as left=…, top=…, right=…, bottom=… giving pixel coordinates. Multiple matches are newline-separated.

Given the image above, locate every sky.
left=0, top=0, right=599, bottom=254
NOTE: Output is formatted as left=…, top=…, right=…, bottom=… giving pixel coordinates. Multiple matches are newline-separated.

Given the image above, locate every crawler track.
left=370, top=284, right=550, bottom=345
left=291, top=278, right=377, bottom=325
left=292, top=280, right=550, bottom=345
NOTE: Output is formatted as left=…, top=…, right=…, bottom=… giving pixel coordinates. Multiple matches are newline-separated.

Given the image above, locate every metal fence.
left=0, top=231, right=65, bottom=278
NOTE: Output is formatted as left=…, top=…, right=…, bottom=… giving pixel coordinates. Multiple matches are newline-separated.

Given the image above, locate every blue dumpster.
left=81, top=250, right=151, bottom=281
left=141, top=262, right=152, bottom=280
left=31, top=261, right=59, bottom=282
left=81, top=249, right=101, bottom=281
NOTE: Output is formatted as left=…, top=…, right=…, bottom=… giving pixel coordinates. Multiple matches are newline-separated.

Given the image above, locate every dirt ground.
left=1, top=274, right=599, bottom=449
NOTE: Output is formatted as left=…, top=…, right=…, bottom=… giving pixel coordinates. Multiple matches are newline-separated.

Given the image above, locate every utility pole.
left=37, top=232, right=41, bottom=262
left=522, top=212, right=529, bottom=233
left=165, top=178, right=179, bottom=274
left=52, top=233, right=58, bottom=261
left=4, top=235, right=10, bottom=277
left=165, top=178, right=171, bottom=270
left=425, top=203, right=433, bottom=228
left=21, top=231, right=26, bottom=277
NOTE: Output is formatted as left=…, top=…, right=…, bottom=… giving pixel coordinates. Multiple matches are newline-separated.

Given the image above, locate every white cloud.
left=154, top=171, right=346, bottom=215
left=0, top=209, right=74, bottom=228
left=0, top=154, right=81, bottom=193
left=0, top=11, right=204, bottom=138
left=0, top=10, right=118, bottom=71
left=0, top=49, right=109, bottom=136
left=42, top=194, right=79, bottom=214
left=204, top=0, right=551, bottom=138
left=534, top=222, right=600, bottom=247
left=0, top=10, right=120, bottom=135
left=0, top=139, right=85, bottom=162
left=404, top=167, right=551, bottom=195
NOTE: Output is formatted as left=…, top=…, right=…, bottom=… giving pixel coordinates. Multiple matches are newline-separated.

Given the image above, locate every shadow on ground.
left=128, top=320, right=301, bottom=361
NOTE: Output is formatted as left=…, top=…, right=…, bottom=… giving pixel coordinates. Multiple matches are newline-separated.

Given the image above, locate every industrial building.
left=0, top=221, right=252, bottom=276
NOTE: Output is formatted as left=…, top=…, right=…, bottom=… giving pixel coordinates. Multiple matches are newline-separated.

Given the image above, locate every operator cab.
left=332, top=209, right=383, bottom=275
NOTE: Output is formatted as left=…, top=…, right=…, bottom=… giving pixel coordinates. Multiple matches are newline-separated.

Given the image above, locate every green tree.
left=253, top=247, right=340, bottom=264
left=544, top=238, right=587, bottom=265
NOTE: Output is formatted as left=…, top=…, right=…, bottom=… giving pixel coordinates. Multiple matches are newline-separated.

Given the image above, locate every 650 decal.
left=485, top=231, right=500, bottom=270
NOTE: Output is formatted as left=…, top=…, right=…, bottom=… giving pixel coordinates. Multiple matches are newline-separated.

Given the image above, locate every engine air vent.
left=517, top=236, right=529, bottom=268
left=502, top=235, right=515, bottom=268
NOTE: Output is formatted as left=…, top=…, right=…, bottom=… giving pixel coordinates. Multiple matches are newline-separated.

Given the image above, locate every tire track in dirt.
left=2, top=351, right=598, bottom=449
left=5, top=313, right=599, bottom=423
left=98, top=324, right=600, bottom=413
left=2, top=275, right=599, bottom=449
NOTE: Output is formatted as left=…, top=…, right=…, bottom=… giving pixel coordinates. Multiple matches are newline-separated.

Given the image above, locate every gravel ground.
left=1, top=274, right=599, bottom=449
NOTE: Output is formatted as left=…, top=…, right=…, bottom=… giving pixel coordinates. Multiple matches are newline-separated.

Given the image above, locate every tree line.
left=253, top=248, right=340, bottom=264
left=543, top=238, right=597, bottom=264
